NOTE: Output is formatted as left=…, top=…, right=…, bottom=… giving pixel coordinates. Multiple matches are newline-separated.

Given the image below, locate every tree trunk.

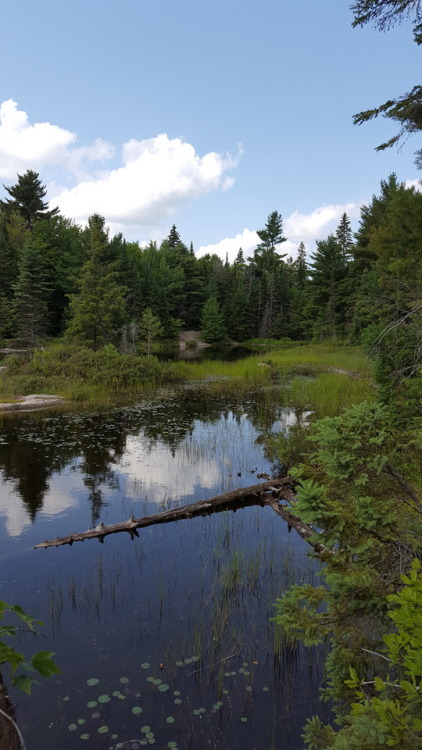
left=0, top=673, right=21, bottom=750
left=34, top=478, right=330, bottom=554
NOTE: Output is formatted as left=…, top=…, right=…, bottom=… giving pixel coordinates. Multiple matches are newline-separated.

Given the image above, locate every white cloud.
left=0, top=100, right=239, bottom=239
left=51, top=134, right=239, bottom=231
left=284, top=202, right=360, bottom=243
left=198, top=201, right=362, bottom=262
left=0, top=99, right=114, bottom=179
left=197, top=228, right=260, bottom=262
left=405, top=178, right=422, bottom=192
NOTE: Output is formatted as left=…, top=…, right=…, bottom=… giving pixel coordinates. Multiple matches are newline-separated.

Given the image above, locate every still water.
left=0, top=386, right=328, bottom=750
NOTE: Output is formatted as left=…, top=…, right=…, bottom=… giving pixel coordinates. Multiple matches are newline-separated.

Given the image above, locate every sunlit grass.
left=267, top=343, right=372, bottom=374
left=282, top=372, right=375, bottom=417
left=172, top=343, right=371, bottom=384
left=0, top=341, right=373, bottom=407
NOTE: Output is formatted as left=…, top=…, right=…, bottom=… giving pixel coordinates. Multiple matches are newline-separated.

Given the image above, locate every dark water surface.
left=0, top=387, right=328, bottom=750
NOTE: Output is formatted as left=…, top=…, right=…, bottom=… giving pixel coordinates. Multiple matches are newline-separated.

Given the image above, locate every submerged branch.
left=34, top=478, right=327, bottom=553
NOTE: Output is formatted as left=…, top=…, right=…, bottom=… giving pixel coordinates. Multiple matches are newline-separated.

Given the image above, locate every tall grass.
left=0, top=341, right=373, bottom=407
left=283, top=372, right=375, bottom=417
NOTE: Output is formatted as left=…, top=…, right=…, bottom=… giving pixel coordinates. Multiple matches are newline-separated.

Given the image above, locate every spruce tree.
left=66, top=215, right=126, bottom=349
left=200, top=296, right=227, bottom=344
left=13, top=237, right=50, bottom=346
left=335, top=213, right=354, bottom=267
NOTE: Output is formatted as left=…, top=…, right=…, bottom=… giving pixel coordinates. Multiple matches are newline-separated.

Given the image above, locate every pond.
left=0, top=386, right=329, bottom=750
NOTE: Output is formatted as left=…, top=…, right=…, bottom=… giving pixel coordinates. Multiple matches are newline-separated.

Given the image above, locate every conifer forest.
left=0, top=1, right=421, bottom=749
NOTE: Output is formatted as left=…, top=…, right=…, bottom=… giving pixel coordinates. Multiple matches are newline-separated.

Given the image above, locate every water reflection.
left=0, top=387, right=307, bottom=534
left=0, top=386, right=325, bottom=750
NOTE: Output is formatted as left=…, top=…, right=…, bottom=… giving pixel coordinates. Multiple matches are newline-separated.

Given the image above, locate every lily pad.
left=68, top=724, right=77, bottom=731
left=97, top=725, right=109, bottom=734
left=141, top=662, right=150, bottom=669
left=86, top=701, right=97, bottom=708
left=158, top=684, right=169, bottom=692
left=166, top=716, right=175, bottom=724
left=132, top=706, right=143, bottom=714
left=80, top=734, right=90, bottom=740
left=175, top=660, right=184, bottom=667
left=119, top=676, right=129, bottom=684
left=86, top=678, right=99, bottom=686
left=141, top=726, right=151, bottom=733
left=98, top=694, right=111, bottom=703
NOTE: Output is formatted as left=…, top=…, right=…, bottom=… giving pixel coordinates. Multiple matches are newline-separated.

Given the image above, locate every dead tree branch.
left=34, top=478, right=328, bottom=553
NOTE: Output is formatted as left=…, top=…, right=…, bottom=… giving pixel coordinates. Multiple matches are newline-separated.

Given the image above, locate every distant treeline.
left=0, top=171, right=421, bottom=374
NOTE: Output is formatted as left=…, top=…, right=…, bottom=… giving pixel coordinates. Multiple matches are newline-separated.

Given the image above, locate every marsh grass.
left=173, top=343, right=371, bottom=382
left=283, top=371, right=375, bottom=417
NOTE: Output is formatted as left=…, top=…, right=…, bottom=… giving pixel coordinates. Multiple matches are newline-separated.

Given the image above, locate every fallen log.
left=34, top=478, right=327, bottom=553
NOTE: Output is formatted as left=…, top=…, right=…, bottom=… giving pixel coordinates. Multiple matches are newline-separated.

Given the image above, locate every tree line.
left=0, top=170, right=421, bottom=373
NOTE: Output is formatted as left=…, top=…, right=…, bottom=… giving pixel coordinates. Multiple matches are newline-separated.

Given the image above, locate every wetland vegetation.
left=0, top=127, right=421, bottom=750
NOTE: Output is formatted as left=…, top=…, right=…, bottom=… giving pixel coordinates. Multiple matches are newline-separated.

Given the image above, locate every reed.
left=284, top=371, right=375, bottom=417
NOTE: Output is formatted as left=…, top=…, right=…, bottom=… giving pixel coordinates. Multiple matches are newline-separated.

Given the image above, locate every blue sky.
left=0, top=0, right=419, bottom=260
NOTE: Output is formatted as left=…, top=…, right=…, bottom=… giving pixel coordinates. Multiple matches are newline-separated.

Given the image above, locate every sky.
left=0, top=0, right=420, bottom=262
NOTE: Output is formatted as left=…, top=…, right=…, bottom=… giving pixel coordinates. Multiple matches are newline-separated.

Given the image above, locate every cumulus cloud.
left=198, top=201, right=362, bottom=262
left=51, top=134, right=239, bottom=230
left=0, top=100, right=239, bottom=237
left=197, top=228, right=260, bottom=262
left=0, top=99, right=114, bottom=179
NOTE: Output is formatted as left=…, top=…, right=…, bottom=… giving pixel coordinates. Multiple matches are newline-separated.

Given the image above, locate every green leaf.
left=31, top=651, right=60, bottom=677
left=13, top=675, right=35, bottom=694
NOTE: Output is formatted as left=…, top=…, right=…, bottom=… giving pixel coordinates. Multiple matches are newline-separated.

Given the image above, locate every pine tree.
left=253, top=211, right=287, bottom=274
left=0, top=170, right=58, bottom=229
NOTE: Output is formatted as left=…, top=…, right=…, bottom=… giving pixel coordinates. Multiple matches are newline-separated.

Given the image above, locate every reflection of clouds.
left=272, top=409, right=313, bottom=434
left=0, top=476, right=30, bottom=537
left=0, top=473, right=80, bottom=538
left=119, top=435, right=221, bottom=504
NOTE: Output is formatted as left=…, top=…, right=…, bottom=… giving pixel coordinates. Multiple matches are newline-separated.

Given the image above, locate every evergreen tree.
left=295, top=242, right=308, bottom=289
left=351, top=1, right=422, bottom=163
left=335, top=213, right=354, bottom=267
left=253, top=210, right=287, bottom=273
left=139, top=307, right=163, bottom=354
left=200, top=296, right=227, bottom=344
left=66, top=215, right=126, bottom=349
left=0, top=170, right=58, bottom=229
left=167, top=224, right=181, bottom=248
left=33, top=215, right=86, bottom=337
left=307, top=235, right=349, bottom=338
left=13, top=237, right=50, bottom=346
left=353, top=174, right=403, bottom=273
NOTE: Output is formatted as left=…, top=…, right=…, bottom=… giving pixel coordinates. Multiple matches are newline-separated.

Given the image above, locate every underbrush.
left=0, top=343, right=182, bottom=400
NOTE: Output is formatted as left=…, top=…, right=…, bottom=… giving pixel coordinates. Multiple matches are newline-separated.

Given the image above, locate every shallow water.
left=0, top=387, right=328, bottom=750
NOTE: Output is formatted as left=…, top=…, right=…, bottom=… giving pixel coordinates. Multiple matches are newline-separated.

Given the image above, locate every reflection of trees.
left=0, top=414, right=73, bottom=519
left=0, top=385, right=298, bottom=527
